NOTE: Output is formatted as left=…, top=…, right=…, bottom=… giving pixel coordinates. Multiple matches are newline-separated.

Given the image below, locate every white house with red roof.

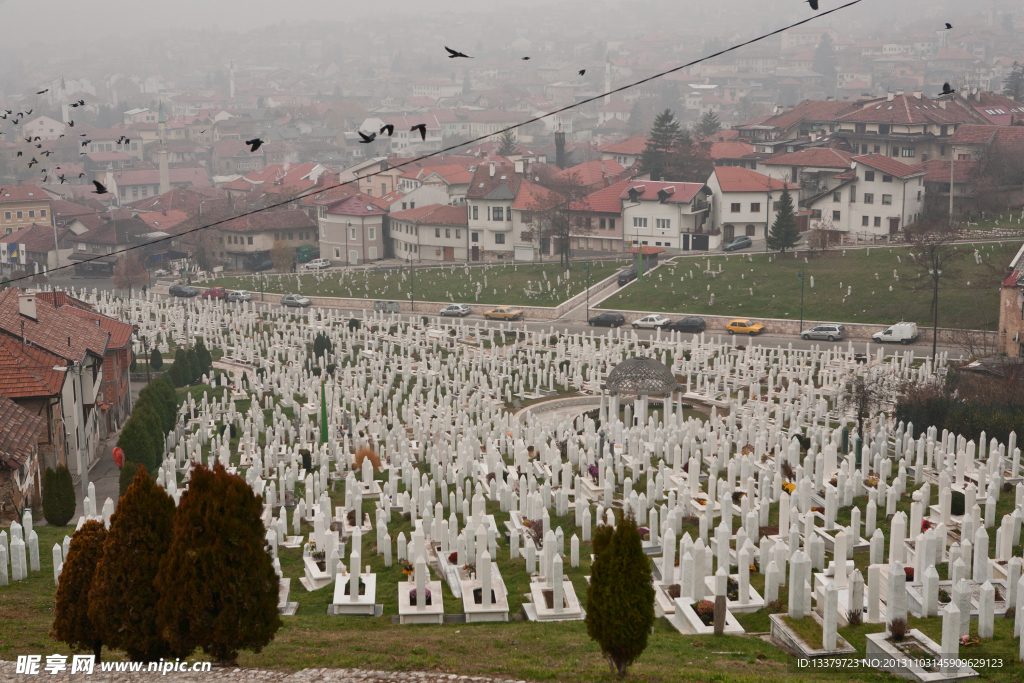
left=567, top=179, right=630, bottom=254
left=600, top=135, right=647, bottom=168
left=800, top=153, right=925, bottom=237
left=311, top=193, right=388, bottom=265
left=619, top=181, right=715, bottom=251
left=389, top=204, right=469, bottom=262
left=707, top=167, right=801, bottom=241
left=757, top=147, right=855, bottom=200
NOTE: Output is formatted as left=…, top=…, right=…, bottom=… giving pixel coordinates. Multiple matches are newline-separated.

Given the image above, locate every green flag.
left=320, top=380, right=329, bottom=444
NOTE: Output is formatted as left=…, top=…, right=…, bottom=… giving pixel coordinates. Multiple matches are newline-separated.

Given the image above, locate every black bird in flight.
left=25, top=109, right=32, bottom=115
left=58, top=175, right=66, bottom=184
left=68, top=120, right=74, bottom=127
left=35, top=144, right=43, bottom=149
left=37, top=89, right=48, bottom=94
left=358, top=131, right=376, bottom=143
left=410, top=123, right=427, bottom=140
left=200, top=130, right=206, bottom=133
left=79, top=173, right=86, bottom=178
left=81, top=140, right=91, bottom=147
left=43, top=176, right=48, bottom=183
left=579, top=69, right=586, bottom=76
left=941, top=82, right=955, bottom=95
left=380, top=124, right=395, bottom=137
left=445, top=46, right=472, bottom=59
left=522, top=57, right=530, bottom=60
left=33, top=137, right=40, bottom=141
left=59, top=134, right=64, bottom=138
left=245, top=138, right=264, bottom=152
left=806, top=0, right=818, bottom=9
left=27, top=158, right=38, bottom=167
left=24, top=137, right=32, bottom=143
left=41, top=150, right=52, bottom=156
left=16, top=151, right=22, bottom=157
left=945, top=23, right=952, bottom=29
left=123, top=138, right=130, bottom=145
left=92, top=180, right=107, bottom=194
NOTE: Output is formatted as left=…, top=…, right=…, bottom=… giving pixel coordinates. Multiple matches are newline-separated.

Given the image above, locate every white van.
left=872, top=322, right=919, bottom=345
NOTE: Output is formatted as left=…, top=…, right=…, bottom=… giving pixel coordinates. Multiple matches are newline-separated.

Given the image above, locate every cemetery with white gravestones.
left=3, top=288, right=1023, bottom=681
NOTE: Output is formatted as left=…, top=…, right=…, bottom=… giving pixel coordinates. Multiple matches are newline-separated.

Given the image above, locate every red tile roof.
left=0, top=335, right=67, bottom=400
left=0, top=223, right=68, bottom=253
left=601, top=135, right=648, bottom=155
left=921, top=159, right=981, bottom=184
left=136, top=210, right=189, bottom=231
left=512, top=180, right=563, bottom=211
left=736, top=100, right=856, bottom=132
left=570, top=179, right=633, bottom=214
left=554, top=160, right=625, bottom=186
left=707, top=141, right=758, bottom=161
left=836, top=93, right=984, bottom=126
left=34, top=291, right=92, bottom=311
left=113, top=167, right=211, bottom=188
left=0, top=185, right=49, bottom=204
left=0, top=393, right=46, bottom=469
left=219, top=208, right=316, bottom=233
left=713, top=167, right=801, bottom=192
left=389, top=204, right=468, bottom=226
left=851, top=153, right=926, bottom=178
left=762, top=147, right=854, bottom=168
left=0, top=288, right=109, bottom=363
left=619, top=181, right=708, bottom=204
left=466, top=164, right=523, bottom=200
left=322, top=194, right=389, bottom=217
left=63, top=308, right=134, bottom=349
left=51, top=199, right=98, bottom=221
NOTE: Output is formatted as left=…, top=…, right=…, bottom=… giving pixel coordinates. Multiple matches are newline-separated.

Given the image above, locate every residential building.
left=337, top=158, right=404, bottom=197
left=800, top=152, right=926, bottom=237
left=600, top=135, right=647, bottom=168
left=110, top=167, right=212, bottom=203
left=0, top=395, right=46, bottom=524
left=0, top=185, right=53, bottom=234
left=465, top=162, right=523, bottom=261
left=212, top=140, right=266, bottom=175
left=757, top=147, right=855, bottom=200
left=215, top=209, right=317, bottom=270
left=619, top=181, right=714, bottom=251
left=510, top=179, right=564, bottom=260
left=0, top=223, right=69, bottom=273
left=83, top=127, right=143, bottom=161
left=313, top=193, right=388, bottom=265
left=23, top=116, right=66, bottom=141
left=998, top=244, right=1024, bottom=357
left=707, top=166, right=801, bottom=240
left=568, top=179, right=630, bottom=253
left=389, top=204, right=469, bottom=262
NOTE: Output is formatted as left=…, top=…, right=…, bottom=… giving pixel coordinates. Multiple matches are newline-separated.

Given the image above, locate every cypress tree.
left=585, top=511, right=655, bottom=678
left=117, top=418, right=158, bottom=474
left=186, top=348, right=202, bottom=383
left=118, top=462, right=136, bottom=498
left=43, top=466, right=77, bottom=527
left=194, top=338, right=213, bottom=374
left=156, top=464, right=282, bottom=664
left=150, top=348, right=163, bottom=370
left=174, top=349, right=191, bottom=385
left=89, top=466, right=178, bottom=662
left=765, top=186, right=800, bottom=254
left=51, top=520, right=108, bottom=660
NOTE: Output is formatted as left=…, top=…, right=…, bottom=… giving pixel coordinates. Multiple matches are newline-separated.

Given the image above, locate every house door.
left=471, top=246, right=480, bottom=261
left=723, top=224, right=735, bottom=239
left=443, top=247, right=455, bottom=261
left=682, top=234, right=690, bottom=251
left=889, top=218, right=900, bottom=234
left=349, top=250, right=359, bottom=265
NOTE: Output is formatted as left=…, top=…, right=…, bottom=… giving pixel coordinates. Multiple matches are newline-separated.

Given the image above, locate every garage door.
left=514, top=246, right=533, bottom=262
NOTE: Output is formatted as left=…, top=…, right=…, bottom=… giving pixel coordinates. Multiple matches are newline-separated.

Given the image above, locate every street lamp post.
left=141, top=335, right=151, bottom=384
left=584, top=261, right=591, bottom=321
left=797, top=268, right=805, bottom=333
left=346, top=220, right=351, bottom=268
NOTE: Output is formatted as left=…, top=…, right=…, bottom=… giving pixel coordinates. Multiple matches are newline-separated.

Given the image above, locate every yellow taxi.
left=484, top=306, right=524, bottom=321
left=726, top=318, right=765, bottom=335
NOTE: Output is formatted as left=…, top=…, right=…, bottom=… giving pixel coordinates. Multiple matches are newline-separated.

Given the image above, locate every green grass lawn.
left=203, top=260, right=626, bottom=308
left=603, top=241, right=1022, bottom=329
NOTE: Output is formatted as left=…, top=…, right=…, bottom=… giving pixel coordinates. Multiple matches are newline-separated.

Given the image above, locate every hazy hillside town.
left=2, top=0, right=1024, bottom=681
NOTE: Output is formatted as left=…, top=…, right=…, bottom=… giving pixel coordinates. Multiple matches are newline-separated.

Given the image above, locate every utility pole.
left=949, top=146, right=955, bottom=225
left=346, top=221, right=351, bottom=268
left=585, top=261, right=591, bottom=321
left=797, top=269, right=805, bottom=332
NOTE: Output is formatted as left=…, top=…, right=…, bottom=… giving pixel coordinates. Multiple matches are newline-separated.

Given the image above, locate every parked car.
left=280, top=294, right=311, bottom=308
left=872, top=322, right=919, bottom=345
left=726, top=318, right=765, bottom=335
left=722, top=236, right=753, bottom=252
left=303, top=258, right=331, bottom=270
left=201, top=286, right=228, bottom=300
left=632, top=314, right=671, bottom=329
left=227, top=290, right=252, bottom=303
left=440, top=304, right=471, bottom=317
left=666, top=317, right=707, bottom=333
left=588, top=312, right=626, bottom=327
left=617, top=269, right=638, bottom=286
left=251, top=259, right=275, bottom=272
left=801, top=323, right=846, bottom=341
left=168, top=284, right=199, bottom=298
left=484, top=306, right=523, bottom=321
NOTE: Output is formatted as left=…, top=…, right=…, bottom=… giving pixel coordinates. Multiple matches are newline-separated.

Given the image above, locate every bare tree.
left=271, top=241, right=293, bottom=273
left=112, top=254, right=149, bottom=299
left=807, top=217, right=841, bottom=252
left=902, top=221, right=964, bottom=363
left=190, top=230, right=222, bottom=273
left=536, top=172, right=596, bottom=267
left=836, top=372, right=901, bottom=465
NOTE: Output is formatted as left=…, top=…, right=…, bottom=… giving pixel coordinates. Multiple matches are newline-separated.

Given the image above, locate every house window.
left=811, top=209, right=822, bottom=218
left=873, top=145, right=880, bottom=153
left=599, top=218, right=606, bottom=230
left=833, top=192, right=841, bottom=202
left=655, top=218, right=670, bottom=230
left=901, top=147, right=915, bottom=157
left=891, top=147, right=900, bottom=157
left=874, top=217, right=881, bottom=227
left=445, top=229, right=451, bottom=238
left=381, top=183, right=387, bottom=195
left=334, top=247, right=341, bottom=258
left=402, top=202, right=407, bottom=210
left=730, top=203, right=741, bottom=212
left=495, top=233, right=505, bottom=244
left=864, top=193, right=874, bottom=204
left=16, top=211, right=22, bottom=219
left=750, top=203, right=760, bottom=213
left=3, top=212, right=9, bottom=219
left=28, top=210, right=34, bottom=218
left=882, top=194, right=892, bottom=205
left=471, top=232, right=479, bottom=242
left=455, top=230, right=460, bottom=238
left=832, top=210, right=841, bottom=220
left=40, top=210, right=46, bottom=218
left=351, top=228, right=357, bottom=240
left=487, top=206, right=491, bottom=220
left=368, top=227, right=375, bottom=240
left=435, top=228, right=441, bottom=237
left=864, top=171, right=875, bottom=181
left=247, top=236, right=253, bottom=245
left=882, top=175, right=893, bottom=183
left=288, top=232, right=293, bottom=240
left=862, top=216, right=869, bottom=226
left=633, top=217, right=647, bottom=227
left=609, top=219, right=616, bottom=230
left=493, top=206, right=504, bottom=221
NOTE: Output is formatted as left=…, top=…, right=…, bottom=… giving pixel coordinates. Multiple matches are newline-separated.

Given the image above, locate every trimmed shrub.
left=51, top=520, right=108, bottom=660
left=194, top=339, right=213, bottom=374
left=348, top=317, right=360, bottom=331
left=156, top=464, right=283, bottom=664
left=174, top=349, right=191, bottom=385
left=43, top=466, right=77, bottom=527
left=186, top=349, right=202, bottom=382
left=312, top=332, right=333, bottom=360
left=150, top=348, right=163, bottom=370
left=586, top=512, right=655, bottom=678
left=89, top=465, right=177, bottom=662
left=118, top=462, right=137, bottom=498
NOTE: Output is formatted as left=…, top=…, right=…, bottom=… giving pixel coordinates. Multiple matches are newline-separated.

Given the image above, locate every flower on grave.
left=638, top=527, right=650, bottom=541
left=960, top=635, right=980, bottom=647
left=904, top=566, right=915, bottom=581
left=921, top=519, right=931, bottom=532
left=399, top=559, right=414, bottom=574
left=781, top=481, right=796, bottom=494
left=588, top=464, right=600, bottom=482
left=811, top=506, right=825, bottom=514
left=448, top=552, right=458, bottom=564
left=409, top=587, right=432, bottom=606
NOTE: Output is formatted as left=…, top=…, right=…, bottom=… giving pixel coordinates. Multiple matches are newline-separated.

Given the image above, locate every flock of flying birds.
left=4, top=17, right=961, bottom=199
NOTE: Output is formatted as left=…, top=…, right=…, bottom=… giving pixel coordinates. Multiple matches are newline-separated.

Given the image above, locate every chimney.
left=554, top=130, right=566, bottom=169
left=895, top=89, right=904, bottom=97
left=19, top=294, right=36, bottom=320
left=938, top=100, right=947, bottom=109
left=489, top=162, right=495, bottom=177
left=887, top=91, right=895, bottom=101
left=514, top=160, right=523, bottom=173
left=913, top=91, right=922, bottom=99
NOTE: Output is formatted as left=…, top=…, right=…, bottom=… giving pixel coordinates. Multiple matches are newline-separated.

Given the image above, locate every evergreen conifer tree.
left=496, top=129, right=518, bottom=157
left=765, top=186, right=800, bottom=254
left=52, top=520, right=108, bottom=660
left=585, top=511, right=655, bottom=678
left=638, top=109, right=685, bottom=181
left=1003, top=62, right=1024, bottom=101
left=156, top=464, right=282, bottom=664
left=43, top=466, right=77, bottom=527
left=696, top=110, right=722, bottom=138
left=89, top=466, right=178, bottom=662
left=813, top=33, right=838, bottom=95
